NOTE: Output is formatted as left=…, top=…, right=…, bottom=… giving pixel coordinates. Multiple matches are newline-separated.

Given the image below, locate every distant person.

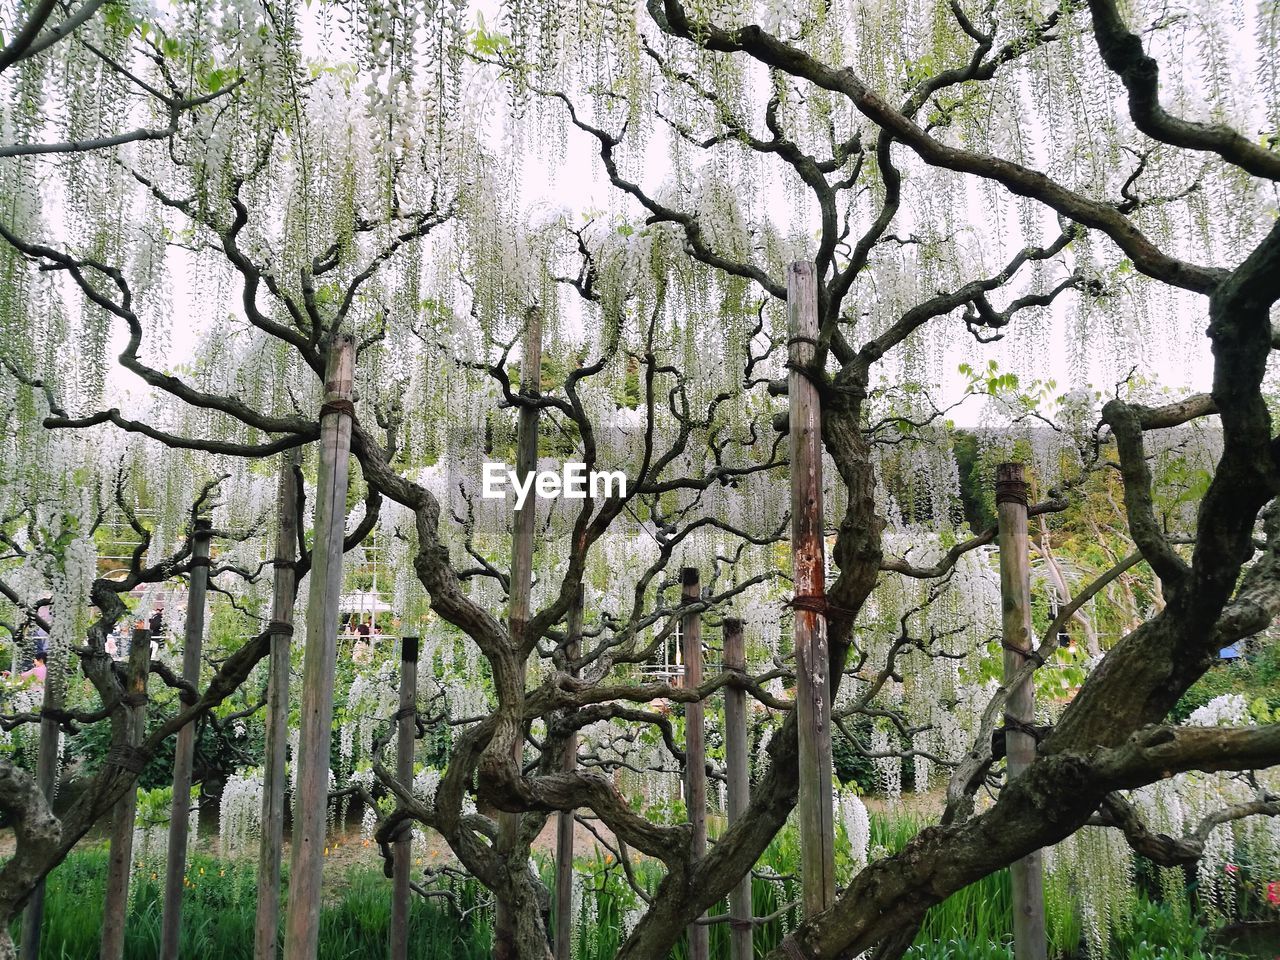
left=356, top=616, right=372, bottom=639
left=149, top=607, right=165, bottom=641
left=21, top=653, right=47, bottom=686
left=30, top=610, right=48, bottom=661
left=3, top=652, right=47, bottom=688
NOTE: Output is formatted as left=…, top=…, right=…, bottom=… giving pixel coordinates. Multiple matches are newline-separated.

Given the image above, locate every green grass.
left=14, top=817, right=1259, bottom=960
left=16, top=846, right=490, bottom=960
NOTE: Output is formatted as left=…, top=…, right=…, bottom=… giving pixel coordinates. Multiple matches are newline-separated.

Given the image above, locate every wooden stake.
left=100, top=628, right=152, bottom=960
left=254, top=449, right=301, bottom=960
left=495, top=308, right=541, bottom=959
left=553, top=592, right=583, bottom=960
left=390, top=633, right=420, bottom=960
left=160, top=518, right=212, bottom=960
left=722, top=617, right=752, bottom=960
left=681, top=567, right=709, bottom=960
left=18, top=654, right=64, bottom=960
left=996, top=462, right=1047, bottom=960
left=283, top=335, right=356, bottom=960
left=788, top=260, right=835, bottom=916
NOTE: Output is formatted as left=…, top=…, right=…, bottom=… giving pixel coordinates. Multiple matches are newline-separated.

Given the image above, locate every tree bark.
left=554, top=594, right=582, bottom=960
left=17, top=655, right=64, bottom=960
left=495, top=307, right=542, bottom=960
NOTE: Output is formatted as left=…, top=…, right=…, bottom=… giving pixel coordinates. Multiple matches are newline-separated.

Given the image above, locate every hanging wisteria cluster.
left=2, top=0, right=1279, bottom=956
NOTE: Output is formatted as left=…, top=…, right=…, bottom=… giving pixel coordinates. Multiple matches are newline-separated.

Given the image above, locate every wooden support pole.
left=495, top=308, right=542, bottom=959
left=283, top=335, right=356, bottom=960
left=681, top=567, right=709, bottom=960
left=18, top=655, right=64, bottom=960
left=100, top=628, right=152, bottom=960
left=160, top=518, right=212, bottom=960
left=788, top=260, right=836, bottom=916
left=722, top=617, right=752, bottom=960
left=553, top=591, right=582, bottom=960
left=254, top=449, right=301, bottom=960
left=390, top=633, right=420, bottom=960
left=996, top=462, right=1047, bottom=960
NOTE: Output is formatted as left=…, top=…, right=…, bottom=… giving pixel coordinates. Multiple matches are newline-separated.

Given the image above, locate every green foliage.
left=68, top=704, right=257, bottom=792
left=1109, top=898, right=1229, bottom=960
left=16, top=818, right=1259, bottom=960
left=14, top=847, right=489, bottom=960
left=906, top=939, right=1013, bottom=960
left=469, top=13, right=514, bottom=57
left=951, top=429, right=997, bottom=532
left=832, top=718, right=878, bottom=793
left=1172, top=643, right=1280, bottom=723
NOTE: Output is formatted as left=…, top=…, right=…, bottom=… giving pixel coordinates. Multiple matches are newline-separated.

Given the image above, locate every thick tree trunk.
left=553, top=594, right=582, bottom=960
left=495, top=308, right=542, bottom=960
left=17, top=661, right=63, bottom=960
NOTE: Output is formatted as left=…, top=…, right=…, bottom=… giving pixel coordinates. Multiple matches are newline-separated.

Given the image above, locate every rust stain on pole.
left=788, top=260, right=836, bottom=916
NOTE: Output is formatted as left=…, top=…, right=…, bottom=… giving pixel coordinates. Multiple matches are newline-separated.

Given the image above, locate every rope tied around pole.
left=272, top=557, right=296, bottom=570
left=1000, top=638, right=1045, bottom=666
left=392, top=705, right=416, bottom=723
left=266, top=621, right=295, bottom=637
left=785, top=594, right=859, bottom=620
left=994, top=464, right=1028, bottom=506
left=319, top=397, right=357, bottom=420
left=785, top=334, right=831, bottom=393
left=119, top=692, right=149, bottom=707
left=1001, top=715, right=1049, bottom=741
left=189, top=556, right=212, bottom=568
left=104, top=744, right=149, bottom=773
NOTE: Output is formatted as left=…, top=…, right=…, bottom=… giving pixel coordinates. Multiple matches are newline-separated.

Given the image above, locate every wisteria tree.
left=482, top=0, right=1280, bottom=955
left=0, top=0, right=1278, bottom=958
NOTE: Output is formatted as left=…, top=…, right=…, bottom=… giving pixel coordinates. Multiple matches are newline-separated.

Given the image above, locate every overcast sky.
left=131, top=0, right=1232, bottom=432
